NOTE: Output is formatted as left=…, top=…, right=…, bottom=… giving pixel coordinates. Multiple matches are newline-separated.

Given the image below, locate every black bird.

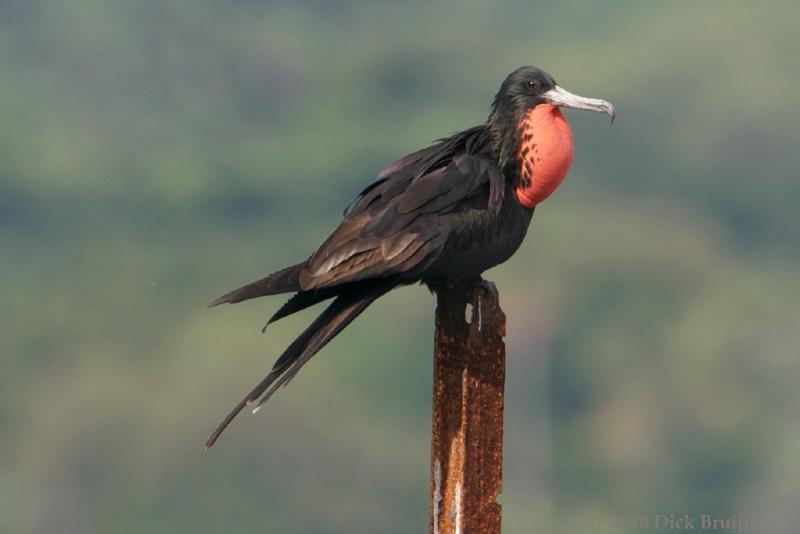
left=205, top=66, right=614, bottom=448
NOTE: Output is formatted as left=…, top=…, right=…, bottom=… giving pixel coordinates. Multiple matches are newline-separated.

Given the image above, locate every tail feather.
left=253, top=282, right=394, bottom=409
left=208, top=263, right=304, bottom=307
left=261, top=287, right=338, bottom=333
left=261, top=281, right=379, bottom=333
left=204, top=279, right=396, bottom=449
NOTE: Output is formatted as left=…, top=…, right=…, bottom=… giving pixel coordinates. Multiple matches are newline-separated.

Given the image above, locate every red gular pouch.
left=514, top=103, right=574, bottom=208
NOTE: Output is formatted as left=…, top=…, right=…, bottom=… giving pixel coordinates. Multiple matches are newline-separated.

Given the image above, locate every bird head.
left=489, top=66, right=615, bottom=170
left=491, top=66, right=615, bottom=123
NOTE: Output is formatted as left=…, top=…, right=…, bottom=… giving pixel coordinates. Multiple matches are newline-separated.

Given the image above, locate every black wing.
left=296, top=127, right=505, bottom=290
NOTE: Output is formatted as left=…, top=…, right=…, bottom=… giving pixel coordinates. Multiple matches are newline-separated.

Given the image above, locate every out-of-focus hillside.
left=2, top=1, right=799, bottom=533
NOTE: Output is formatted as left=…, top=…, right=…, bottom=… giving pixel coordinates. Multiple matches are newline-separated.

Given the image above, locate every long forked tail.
left=208, top=263, right=304, bottom=307
left=204, top=279, right=397, bottom=448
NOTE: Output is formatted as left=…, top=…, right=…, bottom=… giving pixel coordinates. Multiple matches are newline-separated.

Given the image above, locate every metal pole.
left=430, top=279, right=506, bottom=534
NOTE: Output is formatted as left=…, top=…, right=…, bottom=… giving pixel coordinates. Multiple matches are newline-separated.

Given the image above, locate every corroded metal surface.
left=430, top=280, right=506, bottom=534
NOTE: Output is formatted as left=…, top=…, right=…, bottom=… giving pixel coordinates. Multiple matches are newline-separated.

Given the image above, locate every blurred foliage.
left=1, top=1, right=799, bottom=533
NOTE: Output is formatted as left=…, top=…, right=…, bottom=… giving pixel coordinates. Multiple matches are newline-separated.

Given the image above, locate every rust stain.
left=429, top=280, right=506, bottom=534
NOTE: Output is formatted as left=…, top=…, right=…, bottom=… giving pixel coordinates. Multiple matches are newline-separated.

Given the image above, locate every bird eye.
left=527, top=80, right=539, bottom=92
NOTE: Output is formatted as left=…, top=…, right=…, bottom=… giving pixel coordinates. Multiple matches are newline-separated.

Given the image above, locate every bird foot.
left=468, top=278, right=504, bottom=332
left=474, top=278, right=499, bottom=301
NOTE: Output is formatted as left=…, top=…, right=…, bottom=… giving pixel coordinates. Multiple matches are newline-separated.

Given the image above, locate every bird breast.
left=514, top=104, right=574, bottom=208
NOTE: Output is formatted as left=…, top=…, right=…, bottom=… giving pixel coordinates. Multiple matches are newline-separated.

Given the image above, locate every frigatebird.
left=205, top=66, right=614, bottom=448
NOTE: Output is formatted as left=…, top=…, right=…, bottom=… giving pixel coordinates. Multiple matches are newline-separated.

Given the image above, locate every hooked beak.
left=542, top=85, right=616, bottom=123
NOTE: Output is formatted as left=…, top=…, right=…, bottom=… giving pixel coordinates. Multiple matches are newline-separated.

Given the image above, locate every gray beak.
left=542, top=85, right=616, bottom=123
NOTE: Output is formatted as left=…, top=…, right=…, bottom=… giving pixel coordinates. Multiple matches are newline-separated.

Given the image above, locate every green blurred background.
left=2, top=1, right=799, bottom=532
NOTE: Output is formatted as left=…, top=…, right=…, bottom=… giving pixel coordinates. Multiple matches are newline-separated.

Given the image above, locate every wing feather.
left=297, top=126, right=502, bottom=291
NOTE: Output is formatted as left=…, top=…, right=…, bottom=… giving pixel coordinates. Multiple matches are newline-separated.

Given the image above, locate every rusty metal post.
left=429, top=279, right=506, bottom=534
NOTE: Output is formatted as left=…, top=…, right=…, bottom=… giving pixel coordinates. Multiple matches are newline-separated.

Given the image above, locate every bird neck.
left=513, top=105, right=574, bottom=208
